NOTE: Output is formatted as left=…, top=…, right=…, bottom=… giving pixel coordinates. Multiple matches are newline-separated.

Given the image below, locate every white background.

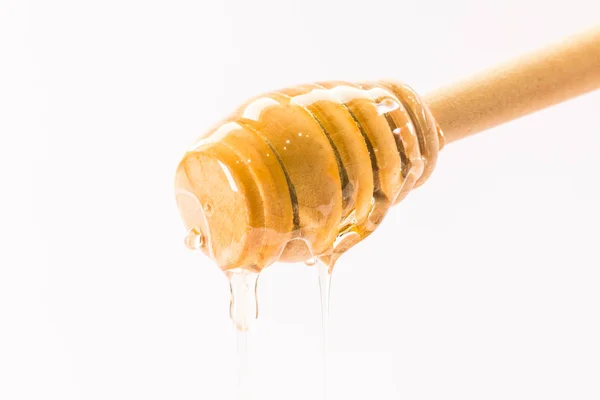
left=2, top=0, right=599, bottom=399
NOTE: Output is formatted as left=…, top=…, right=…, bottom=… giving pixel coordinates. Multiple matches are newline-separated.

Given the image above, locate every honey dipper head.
left=176, top=80, right=444, bottom=272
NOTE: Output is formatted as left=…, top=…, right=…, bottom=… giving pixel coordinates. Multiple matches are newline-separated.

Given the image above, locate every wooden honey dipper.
left=175, top=27, right=600, bottom=274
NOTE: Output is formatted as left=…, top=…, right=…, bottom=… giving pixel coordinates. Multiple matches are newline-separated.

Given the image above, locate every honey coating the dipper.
left=171, top=27, right=600, bottom=333
left=175, top=80, right=444, bottom=273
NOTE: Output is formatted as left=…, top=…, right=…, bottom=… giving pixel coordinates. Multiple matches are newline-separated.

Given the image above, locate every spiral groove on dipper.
left=175, top=80, right=444, bottom=271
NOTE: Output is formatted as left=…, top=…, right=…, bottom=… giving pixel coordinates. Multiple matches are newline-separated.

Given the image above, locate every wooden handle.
left=425, top=27, right=600, bottom=144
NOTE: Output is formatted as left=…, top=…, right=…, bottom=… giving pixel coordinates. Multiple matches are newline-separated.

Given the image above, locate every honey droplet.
left=305, top=257, right=317, bottom=266
left=227, top=268, right=260, bottom=332
left=184, top=227, right=203, bottom=250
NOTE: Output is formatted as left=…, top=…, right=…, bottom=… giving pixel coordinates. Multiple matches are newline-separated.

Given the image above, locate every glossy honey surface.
left=175, top=80, right=444, bottom=271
